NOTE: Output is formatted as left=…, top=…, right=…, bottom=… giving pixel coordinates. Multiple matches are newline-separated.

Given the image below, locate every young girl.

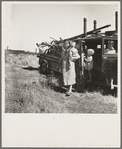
left=85, top=49, right=95, bottom=82
left=69, top=41, right=80, bottom=68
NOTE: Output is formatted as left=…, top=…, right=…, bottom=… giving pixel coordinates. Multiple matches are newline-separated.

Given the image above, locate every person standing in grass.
left=84, top=49, right=95, bottom=82
left=57, top=40, right=79, bottom=96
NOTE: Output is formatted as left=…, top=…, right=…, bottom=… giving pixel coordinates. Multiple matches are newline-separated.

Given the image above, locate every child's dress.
left=69, top=48, right=79, bottom=68
left=85, top=56, right=93, bottom=70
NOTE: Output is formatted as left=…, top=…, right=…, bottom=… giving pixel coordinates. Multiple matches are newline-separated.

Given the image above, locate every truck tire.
left=40, top=61, right=48, bottom=73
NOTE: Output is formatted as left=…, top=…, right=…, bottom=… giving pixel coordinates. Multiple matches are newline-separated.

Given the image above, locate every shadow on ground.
left=22, top=66, right=39, bottom=71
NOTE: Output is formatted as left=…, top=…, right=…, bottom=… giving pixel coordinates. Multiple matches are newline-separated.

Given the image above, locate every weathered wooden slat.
left=65, top=24, right=111, bottom=41
left=40, top=54, right=60, bottom=63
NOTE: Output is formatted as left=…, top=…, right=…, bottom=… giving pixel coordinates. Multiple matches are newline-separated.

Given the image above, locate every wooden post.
left=80, top=40, right=85, bottom=92
left=115, top=11, right=118, bottom=32
left=83, top=18, right=87, bottom=37
left=79, top=40, right=81, bottom=68
left=94, top=20, right=97, bottom=30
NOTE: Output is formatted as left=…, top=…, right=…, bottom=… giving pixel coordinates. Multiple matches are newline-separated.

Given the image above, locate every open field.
left=5, top=50, right=117, bottom=113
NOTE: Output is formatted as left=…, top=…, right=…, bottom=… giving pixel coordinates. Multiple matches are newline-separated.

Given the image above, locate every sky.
left=2, top=2, right=119, bottom=52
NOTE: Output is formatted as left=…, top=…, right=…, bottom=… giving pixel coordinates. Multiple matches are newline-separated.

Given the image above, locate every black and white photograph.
left=2, top=1, right=120, bottom=148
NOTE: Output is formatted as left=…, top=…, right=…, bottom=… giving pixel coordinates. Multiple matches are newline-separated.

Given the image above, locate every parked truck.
left=37, top=12, right=118, bottom=91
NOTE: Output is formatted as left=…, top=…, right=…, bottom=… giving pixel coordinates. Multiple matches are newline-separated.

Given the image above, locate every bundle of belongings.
left=36, top=37, right=64, bottom=57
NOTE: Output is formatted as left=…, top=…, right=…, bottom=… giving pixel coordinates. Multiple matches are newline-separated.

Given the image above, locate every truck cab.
left=74, top=35, right=117, bottom=89
left=37, top=11, right=118, bottom=91
left=38, top=34, right=118, bottom=91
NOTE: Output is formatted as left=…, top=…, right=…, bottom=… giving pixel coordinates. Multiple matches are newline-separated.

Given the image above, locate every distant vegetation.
left=5, top=49, right=37, bottom=55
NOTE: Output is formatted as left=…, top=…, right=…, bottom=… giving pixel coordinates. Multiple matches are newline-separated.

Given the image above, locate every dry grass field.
left=5, top=50, right=117, bottom=113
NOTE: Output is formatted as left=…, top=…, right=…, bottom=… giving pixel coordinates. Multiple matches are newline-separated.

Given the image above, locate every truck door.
left=85, top=38, right=102, bottom=83
left=102, top=38, right=117, bottom=85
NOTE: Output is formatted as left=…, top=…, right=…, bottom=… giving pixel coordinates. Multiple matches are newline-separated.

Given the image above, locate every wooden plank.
left=86, top=81, right=107, bottom=86
left=65, top=24, right=111, bottom=41
left=79, top=40, right=82, bottom=68
left=40, top=55, right=59, bottom=63
left=40, top=54, right=60, bottom=60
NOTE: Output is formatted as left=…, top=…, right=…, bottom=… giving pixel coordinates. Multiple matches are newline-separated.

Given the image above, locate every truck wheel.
left=40, top=61, right=48, bottom=73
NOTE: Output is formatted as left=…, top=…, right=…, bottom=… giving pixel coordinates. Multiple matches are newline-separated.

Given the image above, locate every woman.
left=105, top=40, right=116, bottom=54
left=57, top=40, right=79, bottom=96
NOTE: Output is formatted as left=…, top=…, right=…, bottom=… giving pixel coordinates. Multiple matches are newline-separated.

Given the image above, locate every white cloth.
left=105, top=48, right=116, bottom=54
left=38, top=46, right=49, bottom=54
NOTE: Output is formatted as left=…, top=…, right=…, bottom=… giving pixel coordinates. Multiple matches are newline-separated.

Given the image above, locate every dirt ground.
left=5, top=50, right=117, bottom=113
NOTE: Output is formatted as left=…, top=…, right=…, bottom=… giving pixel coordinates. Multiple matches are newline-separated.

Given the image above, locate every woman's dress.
left=61, top=48, right=76, bottom=86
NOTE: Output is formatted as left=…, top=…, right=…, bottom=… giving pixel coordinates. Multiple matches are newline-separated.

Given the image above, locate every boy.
left=85, top=49, right=95, bottom=82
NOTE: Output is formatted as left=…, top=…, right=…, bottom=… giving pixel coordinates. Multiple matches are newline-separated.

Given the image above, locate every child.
left=69, top=41, right=80, bottom=68
left=85, top=49, right=95, bottom=82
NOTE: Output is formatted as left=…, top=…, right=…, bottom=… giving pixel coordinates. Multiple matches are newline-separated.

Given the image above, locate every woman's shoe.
left=66, top=91, right=72, bottom=96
